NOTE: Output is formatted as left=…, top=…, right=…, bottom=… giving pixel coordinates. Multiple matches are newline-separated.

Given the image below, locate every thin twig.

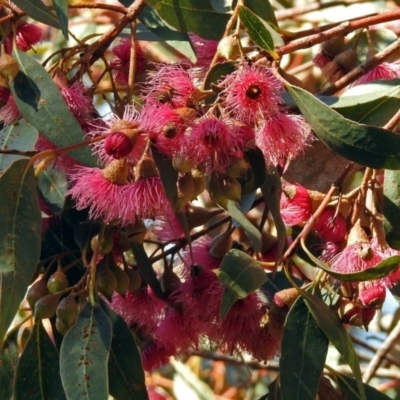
left=362, top=320, right=400, bottom=383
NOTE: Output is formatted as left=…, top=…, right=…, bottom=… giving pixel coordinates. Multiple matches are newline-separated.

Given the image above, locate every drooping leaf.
left=0, top=330, right=19, bottom=400
left=0, top=119, right=38, bottom=177
left=384, top=169, right=400, bottom=249
left=243, top=146, right=266, bottom=193
left=335, top=373, right=392, bottom=400
left=139, top=6, right=196, bottom=63
left=280, top=296, right=328, bottom=400
left=227, top=200, right=262, bottom=252
left=261, top=165, right=286, bottom=266
left=11, top=0, right=60, bottom=29
left=286, top=83, right=400, bottom=170
left=218, top=249, right=267, bottom=319
left=38, top=167, right=67, bottom=214
left=145, top=0, right=229, bottom=40
left=100, top=300, right=148, bottom=400
left=302, top=291, right=365, bottom=400
left=0, top=159, right=41, bottom=344
left=151, top=144, right=178, bottom=207
left=60, top=303, right=112, bottom=400
left=171, top=360, right=215, bottom=400
left=14, top=323, right=66, bottom=400
left=244, top=0, right=277, bottom=25
left=53, top=0, right=69, bottom=39
left=267, top=378, right=281, bottom=400
left=301, top=240, right=400, bottom=281
left=10, top=49, right=95, bottom=167
left=131, top=243, right=165, bottom=300
left=238, top=6, right=280, bottom=59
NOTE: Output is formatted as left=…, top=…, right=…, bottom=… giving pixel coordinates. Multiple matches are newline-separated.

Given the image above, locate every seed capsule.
left=26, top=278, right=49, bottom=309
left=34, top=294, right=60, bottom=321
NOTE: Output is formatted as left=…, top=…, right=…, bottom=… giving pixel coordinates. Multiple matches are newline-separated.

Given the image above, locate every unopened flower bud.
left=96, top=259, right=118, bottom=300
left=337, top=298, right=362, bottom=326
left=321, top=35, right=346, bottom=58
left=217, top=35, right=240, bottom=60
left=208, top=231, right=233, bottom=259
left=34, top=293, right=61, bottom=320
left=104, top=131, right=133, bottom=159
left=173, top=155, right=193, bottom=174
left=0, top=54, right=19, bottom=80
left=225, top=157, right=248, bottom=179
left=55, top=318, right=70, bottom=335
left=191, top=169, right=206, bottom=198
left=109, top=260, right=130, bottom=297
left=175, top=173, right=195, bottom=210
left=123, top=219, right=147, bottom=244
left=126, top=269, right=143, bottom=293
left=270, top=288, right=300, bottom=318
left=335, top=47, right=358, bottom=72
left=26, top=278, right=49, bottom=309
left=47, top=267, right=68, bottom=294
left=160, top=268, right=181, bottom=296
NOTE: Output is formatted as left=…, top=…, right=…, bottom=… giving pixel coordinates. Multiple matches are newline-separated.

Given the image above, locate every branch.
left=277, top=8, right=400, bottom=56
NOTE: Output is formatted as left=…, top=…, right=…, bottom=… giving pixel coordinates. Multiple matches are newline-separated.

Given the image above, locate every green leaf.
left=301, top=240, right=400, bottom=281
left=0, top=119, right=38, bottom=177
left=280, top=296, right=328, bottom=400
left=267, top=378, right=281, bottom=400
left=328, top=80, right=400, bottom=126
left=14, top=323, right=66, bottom=400
left=244, top=0, right=277, bottom=25
left=11, top=0, right=60, bottom=29
left=384, top=169, right=400, bottom=249
left=131, top=243, right=165, bottom=300
left=335, top=373, right=392, bottom=400
left=151, top=144, right=178, bottom=207
left=227, top=200, right=262, bottom=252
left=38, top=167, right=67, bottom=214
left=145, top=0, right=229, bottom=40
left=0, top=331, right=19, bottom=400
left=243, top=146, right=266, bottom=193
left=302, top=292, right=365, bottom=400
left=100, top=300, right=148, bottom=400
left=139, top=6, right=196, bottom=63
left=218, top=249, right=267, bottom=319
left=238, top=6, right=280, bottom=59
left=261, top=165, right=286, bottom=265
left=53, top=0, right=69, bottom=39
left=60, top=303, right=112, bottom=400
left=286, top=83, right=400, bottom=170
left=10, top=49, right=95, bottom=167
left=0, top=159, right=41, bottom=344
left=203, top=61, right=237, bottom=91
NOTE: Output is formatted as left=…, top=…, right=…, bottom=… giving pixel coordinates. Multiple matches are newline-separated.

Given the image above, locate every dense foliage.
left=2, top=0, right=400, bottom=399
